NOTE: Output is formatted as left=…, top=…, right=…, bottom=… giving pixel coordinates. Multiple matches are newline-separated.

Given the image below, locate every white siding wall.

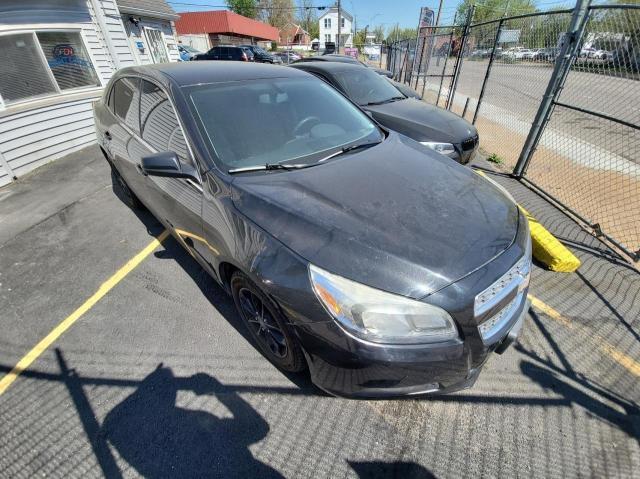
left=0, top=0, right=134, bottom=186
left=319, top=11, right=353, bottom=49
left=177, top=34, right=210, bottom=53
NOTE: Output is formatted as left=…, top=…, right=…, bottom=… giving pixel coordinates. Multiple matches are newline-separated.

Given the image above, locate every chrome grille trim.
left=478, top=292, right=524, bottom=344
left=475, top=251, right=531, bottom=318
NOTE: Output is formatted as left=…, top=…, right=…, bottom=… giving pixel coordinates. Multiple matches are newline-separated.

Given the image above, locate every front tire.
left=231, top=271, right=306, bottom=372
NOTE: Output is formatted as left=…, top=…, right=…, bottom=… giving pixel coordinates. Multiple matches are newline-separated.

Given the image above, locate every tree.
left=385, top=26, right=417, bottom=44
left=225, top=0, right=258, bottom=18
left=259, top=0, right=295, bottom=30
left=296, top=0, right=319, bottom=40
left=455, top=0, right=536, bottom=24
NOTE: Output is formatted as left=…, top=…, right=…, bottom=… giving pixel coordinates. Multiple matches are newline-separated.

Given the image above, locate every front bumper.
left=296, top=294, right=529, bottom=399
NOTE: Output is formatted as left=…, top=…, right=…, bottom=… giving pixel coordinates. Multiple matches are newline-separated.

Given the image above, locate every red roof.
left=175, top=10, right=280, bottom=42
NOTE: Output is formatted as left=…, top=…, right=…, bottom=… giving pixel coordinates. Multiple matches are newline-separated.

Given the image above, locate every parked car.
left=192, top=45, right=252, bottom=62
left=503, top=47, right=532, bottom=60
left=274, top=51, right=302, bottom=63
left=177, top=44, right=201, bottom=61
left=533, top=47, right=559, bottom=62
left=94, top=62, right=531, bottom=399
left=389, top=79, right=422, bottom=99
left=293, top=54, right=394, bottom=78
left=290, top=61, right=479, bottom=164
left=239, top=44, right=278, bottom=63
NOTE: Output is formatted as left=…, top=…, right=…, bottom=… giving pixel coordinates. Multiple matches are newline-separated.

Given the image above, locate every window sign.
left=0, top=30, right=100, bottom=106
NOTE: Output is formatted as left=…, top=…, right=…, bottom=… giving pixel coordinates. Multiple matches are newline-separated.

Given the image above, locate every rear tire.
left=230, top=271, right=306, bottom=373
left=110, top=166, right=144, bottom=210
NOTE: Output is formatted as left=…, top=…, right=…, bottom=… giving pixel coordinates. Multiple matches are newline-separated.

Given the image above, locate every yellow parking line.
left=0, top=229, right=169, bottom=396
left=527, top=293, right=640, bottom=377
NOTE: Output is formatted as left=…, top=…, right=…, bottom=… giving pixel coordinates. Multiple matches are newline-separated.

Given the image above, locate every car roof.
left=113, top=62, right=311, bottom=88
left=289, top=61, right=368, bottom=74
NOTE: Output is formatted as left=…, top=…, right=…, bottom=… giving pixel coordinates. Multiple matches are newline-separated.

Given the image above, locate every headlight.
left=309, top=264, right=458, bottom=344
left=420, top=141, right=457, bottom=158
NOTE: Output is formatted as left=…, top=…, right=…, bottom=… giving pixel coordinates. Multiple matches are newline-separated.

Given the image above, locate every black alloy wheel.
left=231, top=271, right=306, bottom=372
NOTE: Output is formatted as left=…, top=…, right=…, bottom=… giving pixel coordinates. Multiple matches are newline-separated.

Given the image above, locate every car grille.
left=475, top=252, right=531, bottom=344
left=461, top=135, right=478, bottom=151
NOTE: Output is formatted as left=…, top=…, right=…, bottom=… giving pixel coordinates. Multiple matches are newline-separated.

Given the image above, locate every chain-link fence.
left=386, top=3, right=639, bottom=263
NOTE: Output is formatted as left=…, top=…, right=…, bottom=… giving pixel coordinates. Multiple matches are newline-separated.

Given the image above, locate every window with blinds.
left=0, top=31, right=100, bottom=106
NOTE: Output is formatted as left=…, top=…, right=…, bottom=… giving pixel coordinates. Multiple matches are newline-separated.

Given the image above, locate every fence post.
left=434, top=30, right=455, bottom=106
left=414, top=35, right=427, bottom=90
left=513, top=0, right=592, bottom=177
left=472, top=18, right=504, bottom=124
left=447, top=5, right=474, bottom=111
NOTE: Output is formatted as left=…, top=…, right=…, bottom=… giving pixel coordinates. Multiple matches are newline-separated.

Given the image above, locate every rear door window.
left=112, top=77, right=141, bottom=133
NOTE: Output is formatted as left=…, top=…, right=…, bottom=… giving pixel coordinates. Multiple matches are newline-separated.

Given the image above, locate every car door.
left=107, top=77, right=148, bottom=200
left=133, top=79, right=206, bottom=260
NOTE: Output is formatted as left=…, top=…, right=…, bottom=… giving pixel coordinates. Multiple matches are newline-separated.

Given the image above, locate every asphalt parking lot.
left=1, top=146, right=639, bottom=478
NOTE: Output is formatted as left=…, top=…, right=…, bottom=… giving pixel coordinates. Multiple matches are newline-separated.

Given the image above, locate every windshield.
left=332, top=69, right=405, bottom=106
left=182, top=45, right=199, bottom=53
left=188, top=77, right=382, bottom=170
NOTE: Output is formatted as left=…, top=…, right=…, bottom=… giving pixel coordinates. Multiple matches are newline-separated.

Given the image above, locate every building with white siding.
left=318, top=6, right=353, bottom=51
left=0, top=0, right=180, bottom=187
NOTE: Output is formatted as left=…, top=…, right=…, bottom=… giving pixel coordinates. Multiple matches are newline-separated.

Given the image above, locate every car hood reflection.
left=231, top=133, right=518, bottom=299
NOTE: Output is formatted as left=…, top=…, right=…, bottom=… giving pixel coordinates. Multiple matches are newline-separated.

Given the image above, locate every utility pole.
left=337, top=0, right=342, bottom=53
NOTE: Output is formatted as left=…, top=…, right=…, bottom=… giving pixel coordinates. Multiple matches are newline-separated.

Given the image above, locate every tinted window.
left=188, top=77, right=382, bottom=170
left=140, top=80, right=191, bottom=164
left=112, top=77, right=140, bottom=133
left=332, top=69, right=404, bottom=106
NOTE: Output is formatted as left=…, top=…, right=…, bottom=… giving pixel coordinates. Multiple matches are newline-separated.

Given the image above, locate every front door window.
left=144, top=28, right=169, bottom=64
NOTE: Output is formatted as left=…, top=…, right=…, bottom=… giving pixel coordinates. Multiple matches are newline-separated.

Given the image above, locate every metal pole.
left=472, top=18, right=504, bottom=124
left=414, top=31, right=427, bottom=90
left=337, top=0, right=341, bottom=54
left=514, top=0, right=592, bottom=177
left=408, top=8, right=424, bottom=86
left=434, top=29, right=454, bottom=105
left=447, top=5, right=474, bottom=110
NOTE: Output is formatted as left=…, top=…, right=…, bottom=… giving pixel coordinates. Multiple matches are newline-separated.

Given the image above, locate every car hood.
left=365, top=98, right=476, bottom=144
left=231, top=133, right=518, bottom=299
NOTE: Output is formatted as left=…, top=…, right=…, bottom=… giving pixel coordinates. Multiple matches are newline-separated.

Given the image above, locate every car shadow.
left=348, top=461, right=438, bottom=478
left=101, top=364, right=284, bottom=478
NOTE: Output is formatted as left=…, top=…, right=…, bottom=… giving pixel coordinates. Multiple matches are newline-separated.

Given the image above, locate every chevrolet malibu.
left=93, top=62, right=531, bottom=398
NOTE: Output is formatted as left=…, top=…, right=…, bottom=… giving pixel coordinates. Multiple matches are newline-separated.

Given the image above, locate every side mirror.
left=141, top=151, right=200, bottom=183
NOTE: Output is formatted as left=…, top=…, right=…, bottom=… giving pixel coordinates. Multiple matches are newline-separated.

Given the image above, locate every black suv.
left=193, top=45, right=252, bottom=62
left=239, top=44, right=277, bottom=63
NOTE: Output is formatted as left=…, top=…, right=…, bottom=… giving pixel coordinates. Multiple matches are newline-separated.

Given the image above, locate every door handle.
left=104, top=130, right=112, bottom=141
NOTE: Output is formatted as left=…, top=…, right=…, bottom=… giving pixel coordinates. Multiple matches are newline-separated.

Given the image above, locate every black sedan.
left=293, top=53, right=394, bottom=78
left=290, top=61, right=479, bottom=164
left=93, top=62, right=531, bottom=398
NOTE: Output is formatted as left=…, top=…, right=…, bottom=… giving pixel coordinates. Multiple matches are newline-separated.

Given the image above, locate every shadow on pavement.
left=349, top=461, right=438, bottom=478
left=101, top=364, right=284, bottom=479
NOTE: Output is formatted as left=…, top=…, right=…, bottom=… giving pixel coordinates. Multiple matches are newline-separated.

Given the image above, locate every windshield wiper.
left=228, top=162, right=319, bottom=174
left=365, top=96, right=405, bottom=106
left=229, top=141, right=382, bottom=174
left=318, top=140, right=382, bottom=163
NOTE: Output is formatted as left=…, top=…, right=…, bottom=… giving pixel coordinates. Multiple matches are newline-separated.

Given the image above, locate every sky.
left=166, top=1, right=565, bottom=31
